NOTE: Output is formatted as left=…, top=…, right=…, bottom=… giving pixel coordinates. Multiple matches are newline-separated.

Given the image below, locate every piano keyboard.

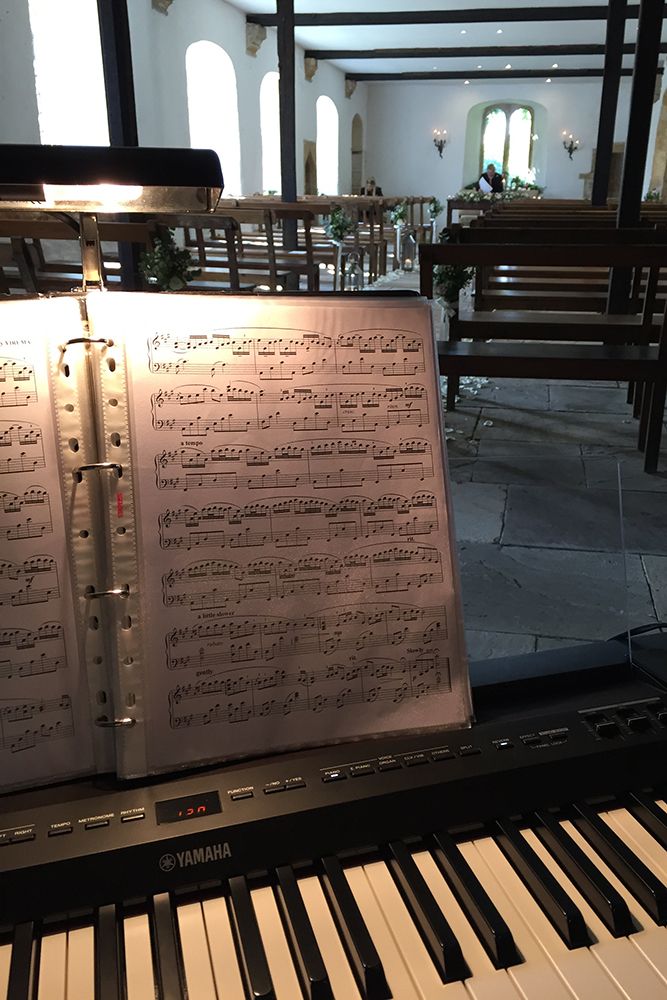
left=3, top=797, right=667, bottom=999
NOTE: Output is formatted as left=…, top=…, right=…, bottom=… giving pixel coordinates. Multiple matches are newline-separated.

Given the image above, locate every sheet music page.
left=87, top=293, right=471, bottom=776
left=0, top=298, right=95, bottom=789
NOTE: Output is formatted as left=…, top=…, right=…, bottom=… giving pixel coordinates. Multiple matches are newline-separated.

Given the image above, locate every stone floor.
left=370, top=269, right=667, bottom=661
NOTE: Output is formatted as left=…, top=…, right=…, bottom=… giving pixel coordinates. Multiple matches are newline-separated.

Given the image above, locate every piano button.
left=555, top=821, right=667, bottom=998
left=201, top=895, right=246, bottom=1000
left=36, top=931, right=66, bottom=1000
left=532, top=810, right=634, bottom=937
left=7, top=923, right=34, bottom=1000
left=251, top=885, right=304, bottom=1000
left=297, top=874, right=363, bottom=1000
left=412, top=850, right=525, bottom=1000
left=343, top=865, right=422, bottom=1000
left=387, top=839, right=468, bottom=982
left=474, top=837, right=624, bottom=1000
left=459, top=840, right=574, bottom=1000
left=494, top=817, right=589, bottom=949
left=95, top=905, right=122, bottom=1000
left=228, top=875, right=276, bottom=1000
left=432, top=830, right=520, bottom=969
left=627, top=792, right=667, bottom=851
left=320, top=856, right=390, bottom=1000
left=123, top=913, right=156, bottom=1000
left=275, top=865, right=332, bottom=1000
left=570, top=802, right=667, bottom=924
left=151, top=893, right=185, bottom=1000
left=361, top=860, right=469, bottom=999
left=66, top=924, right=95, bottom=999
left=176, top=901, right=217, bottom=1000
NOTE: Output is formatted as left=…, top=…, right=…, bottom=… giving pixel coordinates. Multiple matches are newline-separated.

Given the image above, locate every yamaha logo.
left=158, top=842, right=231, bottom=871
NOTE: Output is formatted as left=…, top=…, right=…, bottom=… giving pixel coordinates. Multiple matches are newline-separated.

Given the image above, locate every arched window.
left=260, top=72, right=281, bottom=194
left=186, top=41, right=241, bottom=196
left=481, top=104, right=535, bottom=182
left=316, top=96, right=339, bottom=195
left=27, top=0, right=108, bottom=144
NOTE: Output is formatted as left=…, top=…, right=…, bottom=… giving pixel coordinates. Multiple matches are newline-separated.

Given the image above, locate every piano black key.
left=432, top=830, right=520, bottom=970
left=570, top=801, right=667, bottom=925
left=532, top=809, right=635, bottom=937
left=387, top=839, right=469, bottom=983
left=494, top=817, right=590, bottom=949
left=228, top=875, right=276, bottom=1000
left=151, top=893, right=184, bottom=1000
left=627, top=791, right=667, bottom=851
left=275, top=865, right=333, bottom=1000
left=320, top=855, right=391, bottom=1000
left=95, top=905, right=122, bottom=1000
left=7, top=922, right=34, bottom=1000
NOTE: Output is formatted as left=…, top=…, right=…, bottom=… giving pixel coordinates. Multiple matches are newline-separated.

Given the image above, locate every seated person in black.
left=360, top=176, right=383, bottom=196
left=477, top=163, right=504, bottom=194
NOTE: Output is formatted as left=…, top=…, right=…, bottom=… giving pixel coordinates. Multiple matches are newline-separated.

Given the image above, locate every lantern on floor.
left=344, top=251, right=364, bottom=291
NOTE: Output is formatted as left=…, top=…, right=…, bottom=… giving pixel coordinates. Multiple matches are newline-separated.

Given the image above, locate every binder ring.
left=84, top=585, right=130, bottom=600
left=63, top=337, right=113, bottom=349
left=95, top=716, right=136, bottom=729
left=73, top=462, right=123, bottom=482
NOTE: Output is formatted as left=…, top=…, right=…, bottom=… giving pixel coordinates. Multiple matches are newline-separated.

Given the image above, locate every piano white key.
left=251, top=885, right=304, bottom=1000
left=65, top=925, right=94, bottom=1000
left=345, top=864, right=422, bottom=1000
left=176, top=901, right=217, bottom=1000
left=362, top=859, right=468, bottom=999
left=583, top=811, right=667, bottom=985
left=458, top=839, right=572, bottom=1000
left=298, top=873, right=363, bottom=1000
left=526, top=823, right=667, bottom=999
left=201, top=895, right=246, bottom=1000
left=473, top=836, right=624, bottom=999
left=602, top=808, right=667, bottom=883
left=412, top=850, right=524, bottom=1000
left=36, top=931, right=67, bottom=1000
left=0, top=941, right=11, bottom=1000
left=123, top=914, right=156, bottom=1000
left=656, top=800, right=667, bottom=816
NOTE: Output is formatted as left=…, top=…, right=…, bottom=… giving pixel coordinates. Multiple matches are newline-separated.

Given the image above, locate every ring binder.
left=95, top=716, right=136, bottom=729
left=84, top=585, right=130, bottom=600
left=73, top=462, right=123, bottom=481
left=62, top=337, right=113, bottom=350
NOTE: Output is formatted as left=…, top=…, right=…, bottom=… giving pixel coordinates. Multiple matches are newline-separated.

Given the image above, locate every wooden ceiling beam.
left=250, top=5, right=659, bottom=27
left=346, top=67, right=654, bottom=81
left=304, top=43, right=667, bottom=60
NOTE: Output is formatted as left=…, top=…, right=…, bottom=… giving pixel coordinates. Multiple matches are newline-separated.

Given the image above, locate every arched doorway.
left=351, top=114, right=363, bottom=194
left=316, top=95, right=339, bottom=195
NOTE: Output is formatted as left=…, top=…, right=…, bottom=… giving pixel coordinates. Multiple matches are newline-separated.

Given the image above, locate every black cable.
left=608, top=622, right=667, bottom=641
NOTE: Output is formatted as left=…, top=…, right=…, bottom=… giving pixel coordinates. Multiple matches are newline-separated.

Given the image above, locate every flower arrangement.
left=428, top=197, right=444, bottom=219
left=644, top=188, right=661, bottom=202
left=453, top=183, right=543, bottom=203
left=390, top=201, right=408, bottom=225
left=432, top=230, right=475, bottom=307
left=139, top=230, right=201, bottom=290
left=325, top=206, right=355, bottom=242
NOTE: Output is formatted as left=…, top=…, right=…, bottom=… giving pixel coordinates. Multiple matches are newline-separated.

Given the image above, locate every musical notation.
left=0, top=421, right=45, bottom=476
left=168, top=651, right=450, bottom=729
left=158, top=491, right=439, bottom=551
left=149, top=329, right=425, bottom=380
left=1, top=486, right=53, bottom=540
left=162, top=545, right=442, bottom=611
left=151, top=382, right=429, bottom=435
left=165, top=604, right=447, bottom=669
left=0, top=555, right=60, bottom=607
left=0, top=358, right=37, bottom=408
left=0, top=693, right=74, bottom=753
left=155, top=438, right=434, bottom=492
left=0, top=622, right=66, bottom=681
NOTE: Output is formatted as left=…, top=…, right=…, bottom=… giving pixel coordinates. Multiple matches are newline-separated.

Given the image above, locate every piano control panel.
left=0, top=690, right=665, bottom=925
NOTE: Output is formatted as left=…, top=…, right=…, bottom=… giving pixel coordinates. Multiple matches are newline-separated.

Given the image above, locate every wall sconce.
left=433, top=129, right=448, bottom=158
left=562, top=131, right=581, bottom=159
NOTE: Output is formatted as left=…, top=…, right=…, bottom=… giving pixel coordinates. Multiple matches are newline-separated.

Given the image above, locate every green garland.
left=139, top=230, right=201, bottom=290
left=325, top=206, right=355, bottom=242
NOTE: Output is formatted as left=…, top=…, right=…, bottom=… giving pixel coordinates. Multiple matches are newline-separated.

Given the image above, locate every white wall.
left=0, top=0, right=40, bottom=142
left=127, top=0, right=368, bottom=196
left=365, top=77, right=633, bottom=200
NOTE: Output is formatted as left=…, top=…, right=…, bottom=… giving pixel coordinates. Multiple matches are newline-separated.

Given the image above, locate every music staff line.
left=0, top=358, right=37, bottom=409
left=151, top=383, right=429, bottom=435
left=0, top=694, right=74, bottom=754
left=168, top=651, right=450, bottom=730
left=156, top=438, right=434, bottom=492
left=0, top=422, right=45, bottom=476
left=0, top=555, right=60, bottom=608
left=1, top=486, right=53, bottom=541
left=158, top=491, right=439, bottom=551
left=149, top=329, right=425, bottom=380
left=167, top=603, right=446, bottom=669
